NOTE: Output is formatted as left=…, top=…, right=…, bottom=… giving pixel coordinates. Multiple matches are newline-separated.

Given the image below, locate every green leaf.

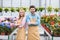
left=4, top=8, right=9, bottom=13
left=0, top=7, right=3, bottom=12
left=10, top=7, right=15, bottom=12
left=16, top=8, right=20, bottom=12
left=39, top=7, right=45, bottom=12
left=47, top=6, right=52, bottom=12
left=54, top=8, right=59, bottom=12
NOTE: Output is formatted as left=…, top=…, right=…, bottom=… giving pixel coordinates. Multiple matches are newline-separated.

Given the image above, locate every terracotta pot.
left=59, top=34, right=60, bottom=36
left=54, top=32, right=60, bottom=36
left=1, top=32, right=5, bottom=35
left=54, top=33, right=58, bottom=36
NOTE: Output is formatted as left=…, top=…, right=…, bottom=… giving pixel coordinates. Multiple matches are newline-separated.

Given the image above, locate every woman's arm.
left=19, top=17, right=26, bottom=28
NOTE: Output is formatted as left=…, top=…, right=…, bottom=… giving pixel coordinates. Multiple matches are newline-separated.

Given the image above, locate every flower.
left=6, top=25, right=11, bottom=28
left=1, top=18, right=5, bottom=21
left=10, top=23, right=15, bottom=27
left=1, top=22, right=5, bottom=26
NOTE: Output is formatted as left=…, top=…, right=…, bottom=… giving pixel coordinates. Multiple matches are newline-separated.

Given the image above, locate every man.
left=26, top=5, right=40, bottom=40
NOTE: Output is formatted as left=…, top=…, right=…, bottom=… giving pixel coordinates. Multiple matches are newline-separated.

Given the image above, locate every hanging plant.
left=36, top=8, right=39, bottom=12
left=16, top=8, right=20, bottom=12
left=39, top=7, right=45, bottom=12
left=47, top=6, right=52, bottom=13
left=16, top=7, right=26, bottom=12
left=10, top=7, right=15, bottom=12
left=47, top=6, right=52, bottom=15
left=23, top=8, right=26, bottom=12
left=4, top=8, right=9, bottom=13
left=54, top=8, right=59, bottom=15
left=0, top=7, right=3, bottom=12
left=54, top=8, right=59, bottom=12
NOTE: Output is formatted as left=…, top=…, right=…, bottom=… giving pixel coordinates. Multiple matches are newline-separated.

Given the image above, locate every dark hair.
left=29, top=5, right=36, bottom=9
left=29, top=5, right=36, bottom=11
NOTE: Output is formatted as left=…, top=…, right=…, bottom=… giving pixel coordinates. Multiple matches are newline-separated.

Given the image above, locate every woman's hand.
left=18, top=26, right=22, bottom=28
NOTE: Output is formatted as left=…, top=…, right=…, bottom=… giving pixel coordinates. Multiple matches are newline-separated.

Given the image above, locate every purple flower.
left=1, top=22, right=5, bottom=26
left=6, top=25, right=11, bottom=28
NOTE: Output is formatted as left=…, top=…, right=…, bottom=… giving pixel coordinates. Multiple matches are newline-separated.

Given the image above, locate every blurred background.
left=0, top=0, right=60, bottom=40
left=0, top=0, right=59, bottom=17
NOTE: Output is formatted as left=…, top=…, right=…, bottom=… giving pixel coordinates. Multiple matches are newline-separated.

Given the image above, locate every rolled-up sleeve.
left=36, top=15, right=40, bottom=26
left=26, top=15, right=30, bottom=23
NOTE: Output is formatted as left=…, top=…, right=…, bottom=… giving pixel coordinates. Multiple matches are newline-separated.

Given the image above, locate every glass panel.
left=3, top=0, right=11, bottom=7
left=12, top=0, right=20, bottom=7
left=31, top=0, right=39, bottom=7
left=21, top=0, right=30, bottom=7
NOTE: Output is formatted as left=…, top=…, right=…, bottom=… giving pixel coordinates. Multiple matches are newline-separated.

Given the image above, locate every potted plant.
left=0, top=7, right=3, bottom=15
left=16, top=8, right=20, bottom=12
left=39, top=7, right=45, bottom=12
left=54, top=8, right=59, bottom=15
left=23, top=8, right=26, bottom=12
left=10, top=7, right=15, bottom=12
left=0, top=26, right=2, bottom=34
left=1, top=29, right=5, bottom=35
left=36, top=8, right=39, bottom=12
left=4, top=8, right=9, bottom=13
left=53, top=28, right=60, bottom=36
left=47, top=6, right=52, bottom=15
left=4, top=26, right=12, bottom=35
left=10, top=7, right=15, bottom=16
left=0, top=7, right=3, bottom=12
left=0, top=27, right=5, bottom=35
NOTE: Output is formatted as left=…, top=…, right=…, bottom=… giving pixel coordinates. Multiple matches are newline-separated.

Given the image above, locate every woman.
left=16, top=8, right=26, bottom=40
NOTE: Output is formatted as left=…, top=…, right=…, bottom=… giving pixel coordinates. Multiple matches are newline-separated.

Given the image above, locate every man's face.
left=30, top=8, right=35, bottom=14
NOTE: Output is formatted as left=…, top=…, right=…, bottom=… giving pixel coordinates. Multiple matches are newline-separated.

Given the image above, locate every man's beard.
left=31, top=12, right=35, bottom=14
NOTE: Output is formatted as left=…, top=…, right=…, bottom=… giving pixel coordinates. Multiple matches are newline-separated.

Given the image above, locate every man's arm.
left=35, top=15, right=40, bottom=26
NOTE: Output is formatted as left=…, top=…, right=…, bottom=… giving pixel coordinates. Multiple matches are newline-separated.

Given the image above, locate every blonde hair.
left=19, top=8, right=25, bottom=19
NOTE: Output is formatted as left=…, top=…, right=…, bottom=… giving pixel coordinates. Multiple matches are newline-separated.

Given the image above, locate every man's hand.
left=28, top=22, right=36, bottom=25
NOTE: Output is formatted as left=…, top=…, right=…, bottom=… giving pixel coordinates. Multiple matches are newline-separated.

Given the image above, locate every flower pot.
left=59, top=34, right=60, bottom=36
left=54, top=32, right=60, bottom=36
left=1, top=32, right=5, bottom=35
left=54, top=33, right=58, bottom=36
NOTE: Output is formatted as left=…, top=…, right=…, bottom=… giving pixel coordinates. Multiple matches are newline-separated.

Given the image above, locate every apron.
left=16, top=19, right=26, bottom=40
left=28, top=18, right=40, bottom=40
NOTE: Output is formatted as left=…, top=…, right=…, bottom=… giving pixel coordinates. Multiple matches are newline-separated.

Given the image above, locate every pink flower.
left=0, top=19, right=2, bottom=23
left=1, top=18, right=5, bottom=21
left=10, top=23, right=14, bottom=27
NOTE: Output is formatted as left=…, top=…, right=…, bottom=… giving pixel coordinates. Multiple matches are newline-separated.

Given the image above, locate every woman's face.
left=19, top=9, right=25, bottom=17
